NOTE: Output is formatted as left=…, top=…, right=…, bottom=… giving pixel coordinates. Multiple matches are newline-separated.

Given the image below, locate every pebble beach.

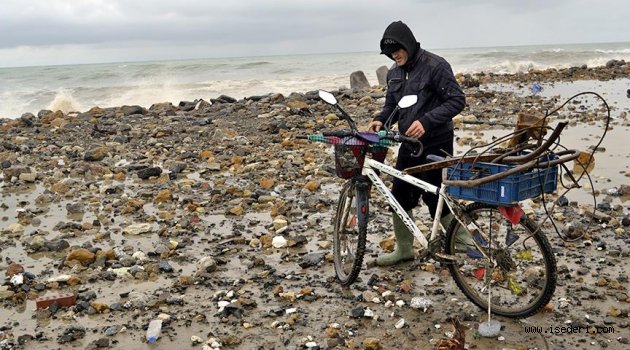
left=1, top=61, right=630, bottom=350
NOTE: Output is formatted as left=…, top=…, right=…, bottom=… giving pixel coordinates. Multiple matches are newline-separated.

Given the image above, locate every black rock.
left=119, top=105, right=145, bottom=116
left=597, top=202, right=612, bottom=211
left=57, top=325, right=86, bottom=344
left=37, top=109, right=52, bottom=118
left=94, top=338, right=110, bottom=348
left=291, top=235, right=308, bottom=247
left=350, top=306, right=364, bottom=318
left=556, top=195, right=569, bottom=207
left=78, top=290, right=97, bottom=302
left=168, top=162, right=187, bottom=174
left=1, top=160, right=11, bottom=169
left=298, top=252, right=325, bottom=268
left=17, top=334, right=34, bottom=345
left=20, top=113, right=35, bottom=126
left=211, top=95, right=237, bottom=104
left=178, top=101, right=197, bottom=112
left=158, top=260, right=174, bottom=273
left=221, top=303, right=244, bottom=318
left=104, top=326, right=120, bottom=336
left=137, top=167, right=162, bottom=179
left=621, top=216, right=630, bottom=227
left=45, top=239, right=70, bottom=252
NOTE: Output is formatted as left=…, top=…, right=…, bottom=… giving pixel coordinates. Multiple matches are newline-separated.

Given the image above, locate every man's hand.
left=367, top=120, right=383, bottom=132
left=406, top=120, right=425, bottom=138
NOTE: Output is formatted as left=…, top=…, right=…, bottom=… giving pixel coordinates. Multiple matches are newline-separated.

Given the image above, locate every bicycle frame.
left=362, top=157, right=451, bottom=251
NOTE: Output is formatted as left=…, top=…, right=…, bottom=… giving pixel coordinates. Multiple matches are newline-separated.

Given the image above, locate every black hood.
left=380, top=21, right=419, bottom=61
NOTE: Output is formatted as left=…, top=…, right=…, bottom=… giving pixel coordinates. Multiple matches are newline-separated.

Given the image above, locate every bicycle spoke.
left=445, top=203, right=556, bottom=318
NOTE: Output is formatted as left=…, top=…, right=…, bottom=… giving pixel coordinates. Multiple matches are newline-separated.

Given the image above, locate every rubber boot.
left=377, top=211, right=415, bottom=266
left=442, top=213, right=472, bottom=245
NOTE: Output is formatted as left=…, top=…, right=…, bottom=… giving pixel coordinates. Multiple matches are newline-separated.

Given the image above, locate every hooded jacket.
left=375, top=21, right=466, bottom=151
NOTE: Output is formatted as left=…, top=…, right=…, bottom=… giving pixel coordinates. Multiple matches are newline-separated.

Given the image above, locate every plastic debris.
left=516, top=249, right=533, bottom=261
left=507, top=275, right=523, bottom=295
left=530, top=83, right=543, bottom=95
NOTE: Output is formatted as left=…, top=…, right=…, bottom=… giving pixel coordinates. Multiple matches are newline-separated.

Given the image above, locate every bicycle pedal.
left=415, top=249, right=431, bottom=262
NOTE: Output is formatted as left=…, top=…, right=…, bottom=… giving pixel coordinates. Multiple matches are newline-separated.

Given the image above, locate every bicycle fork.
left=363, top=168, right=429, bottom=249
left=354, top=180, right=371, bottom=232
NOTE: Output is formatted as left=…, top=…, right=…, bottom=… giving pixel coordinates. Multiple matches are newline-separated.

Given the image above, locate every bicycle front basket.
left=334, top=144, right=366, bottom=179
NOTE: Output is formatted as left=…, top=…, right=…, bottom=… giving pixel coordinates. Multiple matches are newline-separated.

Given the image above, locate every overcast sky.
left=0, top=0, right=628, bottom=67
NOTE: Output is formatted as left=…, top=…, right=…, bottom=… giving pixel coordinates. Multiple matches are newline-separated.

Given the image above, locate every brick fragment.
left=35, top=293, right=77, bottom=310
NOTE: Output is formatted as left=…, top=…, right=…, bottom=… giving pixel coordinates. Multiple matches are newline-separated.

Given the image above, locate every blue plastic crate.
left=446, top=155, right=558, bottom=206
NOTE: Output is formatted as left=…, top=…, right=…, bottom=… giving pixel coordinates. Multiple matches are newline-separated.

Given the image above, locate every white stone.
left=46, top=274, right=73, bottom=283
left=217, top=301, right=230, bottom=311
left=123, top=223, right=152, bottom=235
left=395, top=319, right=405, bottom=329
left=132, top=251, right=147, bottom=261
left=10, top=274, right=23, bottom=286
left=272, top=235, right=288, bottom=248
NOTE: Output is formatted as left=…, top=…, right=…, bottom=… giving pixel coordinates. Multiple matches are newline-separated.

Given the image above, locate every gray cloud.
left=0, top=0, right=628, bottom=66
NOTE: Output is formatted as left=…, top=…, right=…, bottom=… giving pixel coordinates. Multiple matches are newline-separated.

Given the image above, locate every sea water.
left=1, top=42, right=629, bottom=118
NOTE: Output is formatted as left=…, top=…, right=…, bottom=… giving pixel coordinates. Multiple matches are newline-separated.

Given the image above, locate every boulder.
left=350, top=71, right=370, bottom=90
left=376, top=65, right=389, bottom=86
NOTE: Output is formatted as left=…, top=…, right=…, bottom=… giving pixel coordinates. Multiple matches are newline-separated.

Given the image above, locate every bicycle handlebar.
left=319, top=130, right=423, bottom=155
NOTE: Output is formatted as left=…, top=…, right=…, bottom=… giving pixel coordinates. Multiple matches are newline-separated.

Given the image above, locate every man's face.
left=392, top=48, right=408, bottom=66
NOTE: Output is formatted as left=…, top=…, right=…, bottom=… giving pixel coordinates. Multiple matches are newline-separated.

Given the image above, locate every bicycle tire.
left=333, top=180, right=369, bottom=286
left=444, top=202, right=556, bottom=318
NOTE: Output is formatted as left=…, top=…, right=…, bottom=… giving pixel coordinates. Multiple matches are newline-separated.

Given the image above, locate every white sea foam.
left=1, top=42, right=629, bottom=119
left=47, top=91, right=81, bottom=113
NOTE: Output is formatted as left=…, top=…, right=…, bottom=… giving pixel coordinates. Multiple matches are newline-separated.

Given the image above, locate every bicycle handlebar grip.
left=393, top=134, right=423, bottom=156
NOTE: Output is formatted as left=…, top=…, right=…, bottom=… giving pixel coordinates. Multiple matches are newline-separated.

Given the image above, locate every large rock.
left=119, top=105, right=145, bottom=116
left=376, top=65, right=389, bottom=86
left=83, top=147, right=108, bottom=161
left=137, top=167, right=162, bottom=179
left=350, top=71, right=370, bottom=90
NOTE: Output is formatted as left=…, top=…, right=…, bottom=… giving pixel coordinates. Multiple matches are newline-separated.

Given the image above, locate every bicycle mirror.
left=319, top=90, right=338, bottom=105
left=398, top=95, right=418, bottom=109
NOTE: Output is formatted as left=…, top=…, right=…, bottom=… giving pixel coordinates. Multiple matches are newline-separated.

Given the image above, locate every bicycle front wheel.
left=444, top=202, right=556, bottom=318
left=333, top=179, right=369, bottom=286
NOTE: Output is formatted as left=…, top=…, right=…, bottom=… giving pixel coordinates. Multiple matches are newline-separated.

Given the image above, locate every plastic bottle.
left=146, top=319, right=162, bottom=343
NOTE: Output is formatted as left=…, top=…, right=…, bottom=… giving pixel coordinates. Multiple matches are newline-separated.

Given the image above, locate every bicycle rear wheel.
left=333, top=179, right=369, bottom=286
left=444, top=202, right=556, bottom=318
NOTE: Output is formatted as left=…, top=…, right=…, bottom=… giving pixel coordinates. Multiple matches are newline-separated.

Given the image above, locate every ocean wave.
left=48, top=92, right=81, bottom=114
left=594, top=48, right=630, bottom=54
left=236, top=61, right=272, bottom=69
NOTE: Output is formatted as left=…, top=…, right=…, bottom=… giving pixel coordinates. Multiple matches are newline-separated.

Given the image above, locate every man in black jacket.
left=367, top=20, right=466, bottom=266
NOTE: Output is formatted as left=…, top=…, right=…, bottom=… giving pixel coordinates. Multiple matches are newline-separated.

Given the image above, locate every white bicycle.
left=298, top=90, right=561, bottom=318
